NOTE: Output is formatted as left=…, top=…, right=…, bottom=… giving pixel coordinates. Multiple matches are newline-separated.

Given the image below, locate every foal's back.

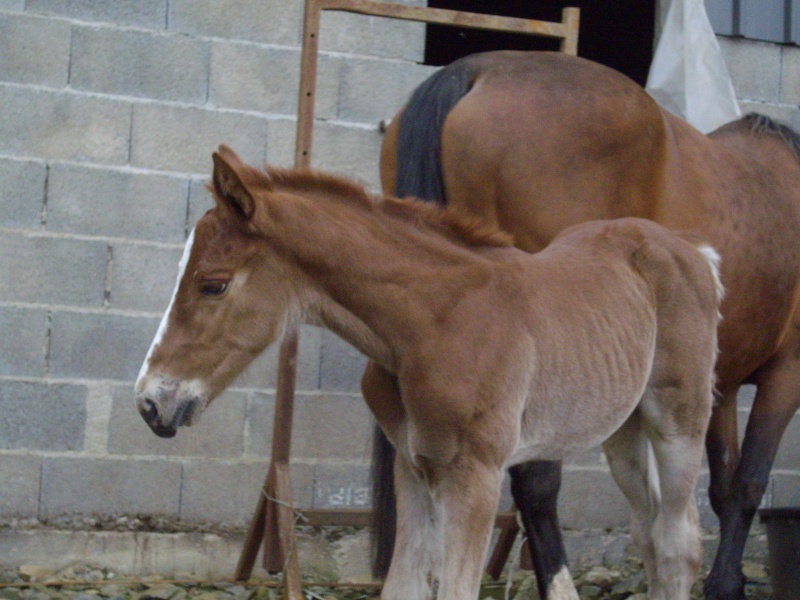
left=506, top=218, right=721, bottom=463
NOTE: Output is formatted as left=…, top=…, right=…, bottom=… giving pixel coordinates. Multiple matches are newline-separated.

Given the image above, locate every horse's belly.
left=508, top=322, right=657, bottom=466
left=507, top=392, right=641, bottom=465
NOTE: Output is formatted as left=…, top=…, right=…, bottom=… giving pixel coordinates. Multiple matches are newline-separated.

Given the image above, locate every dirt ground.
left=0, top=560, right=775, bottom=600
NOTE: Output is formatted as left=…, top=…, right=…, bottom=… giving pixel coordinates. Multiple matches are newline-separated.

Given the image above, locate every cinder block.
left=0, top=1, right=24, bottom=10
left=130, top=103, right=268, bottom=174
left=718, top=37, right=781, bottom=102
left=209, top=43, right=339, bottom=119
left=0, top=231, right=107, bottom=306
left=0, top=85, right=131, bottom=164
left=337, top=59, right=436, bottom=123
left=25, top=0, right=168, bottom=29
left=269, top=120, right=383, bottom=189
left=0, top=157, right=45, bottom=230
left=108, top=384, right=247, bottom=458
left=737, top=101, right=796, bottom=123
left=179, top=460, right=314, bottom=523
left=263, top=118, right=296, bottom=168
left=168, top=0, right=303, bottom=47
left=47, top=163, right=188, bottom=242
left=0, top=454, right=42, bottom=518
left=775, top=411, right=800, bottom=470
left=108, top=242, right=184, bottom=313
left=319, top=330, right=367, bottom=393
left=245, top=391, right=274, bottom=457
left=249, top=392, right=372, bottom=462
left=736, top=384, right=757, bottom=408
left=49, top=311, right=160, bottom=381
left=232, top=324, right=322, bottom=392
left=319, top=3, right=426, bottom=62
left=559, top=467, right=628, bottom=530
left=70, top=26, right=209, bottom=103
left=209, top=43, right=297, bottom=116
left=771, top=472, right=800, bottom=506
left=313, top=463, right=370, bottom=509
left=187, top=177, right=213, bottom=229
left=0, top=306, right=48, bottom=377
left=781, top=45, right=800, bottom=105
left=40, top=456, right=181, bottom=518
left=0, top=380, right=87, bottom=451
left=0, top=12, right=70, bottom=87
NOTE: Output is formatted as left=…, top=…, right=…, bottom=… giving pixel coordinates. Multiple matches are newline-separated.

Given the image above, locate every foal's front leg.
left=381, top=454, right=442, bottom=600
left=434, top=457, right=504, bottom=600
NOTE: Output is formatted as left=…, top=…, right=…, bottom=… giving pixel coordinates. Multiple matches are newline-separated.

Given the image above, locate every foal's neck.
left=268, top=184, right=497, bottom=370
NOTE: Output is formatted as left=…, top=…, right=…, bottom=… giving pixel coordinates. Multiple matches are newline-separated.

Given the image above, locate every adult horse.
left=369, top=50, right=800, bottom=600
left=136, top=146, right=722, bottom=599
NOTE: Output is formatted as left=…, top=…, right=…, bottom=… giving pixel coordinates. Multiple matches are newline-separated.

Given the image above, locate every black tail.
left=371, top=55, right=479, bottom=579
left=371, top=427, right=397, bottom=578
left=394, top=55, right=480, bottom=202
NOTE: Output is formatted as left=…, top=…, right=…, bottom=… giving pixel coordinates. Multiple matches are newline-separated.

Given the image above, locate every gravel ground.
left=0, top=560, right=774, bottom=600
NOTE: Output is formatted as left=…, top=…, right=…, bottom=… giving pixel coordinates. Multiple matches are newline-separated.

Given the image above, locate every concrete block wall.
left=0, top=0, right=435, bottom=530
left=0, top=0, right=798, bottom=561
left=718, top=36, right=800, bottom=128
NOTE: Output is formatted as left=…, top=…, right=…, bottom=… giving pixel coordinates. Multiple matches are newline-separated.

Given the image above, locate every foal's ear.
left=212, top=145, right=260, bottom=221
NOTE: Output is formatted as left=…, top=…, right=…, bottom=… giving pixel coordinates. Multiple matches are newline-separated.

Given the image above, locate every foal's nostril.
left=141, top=398, right=158, bottom=423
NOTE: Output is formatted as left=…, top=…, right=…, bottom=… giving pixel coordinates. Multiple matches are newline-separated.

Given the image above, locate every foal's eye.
left=199, top=280, right=229, bottom=297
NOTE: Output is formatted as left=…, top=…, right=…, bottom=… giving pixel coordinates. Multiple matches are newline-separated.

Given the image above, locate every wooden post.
left=234, top=0, right=321, bottom=592
left=560, top=7, right=581, bottom=55
left=235, top=1, right=580, bottom=591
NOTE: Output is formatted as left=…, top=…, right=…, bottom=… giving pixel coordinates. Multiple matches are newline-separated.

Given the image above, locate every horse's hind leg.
left=602, top=411, right=660, bottom=589
left=508, top=461, right=577, bottom=600
left=647, top=419, right=705, bottom=600
left=606, top=401, right=705, bottom=600
left=705, top=363, right=800, bottom=600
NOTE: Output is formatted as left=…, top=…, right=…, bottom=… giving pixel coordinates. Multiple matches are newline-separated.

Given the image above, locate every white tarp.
left=646, top=0, right=741, bottom=133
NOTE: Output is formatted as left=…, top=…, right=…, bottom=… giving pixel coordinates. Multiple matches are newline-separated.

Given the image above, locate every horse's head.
left=135, top=146, right=292, bottom=437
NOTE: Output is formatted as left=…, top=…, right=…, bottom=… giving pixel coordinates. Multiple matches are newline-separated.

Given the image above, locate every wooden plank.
left=298, top=508, right=519, bottom=528
left=318, top=0, right=576, bottom=44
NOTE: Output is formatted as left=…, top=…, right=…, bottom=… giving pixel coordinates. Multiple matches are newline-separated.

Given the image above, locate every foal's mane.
left=265, top=166, right=514, bottom=248
left=743, top=113, right=800, bottom=161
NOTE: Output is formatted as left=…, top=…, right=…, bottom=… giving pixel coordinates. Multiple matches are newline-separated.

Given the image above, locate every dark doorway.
left=425, top=1, right=656, bottom=86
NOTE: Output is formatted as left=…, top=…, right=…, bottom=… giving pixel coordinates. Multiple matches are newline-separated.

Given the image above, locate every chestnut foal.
left=136, top=146, right=722, bottom=600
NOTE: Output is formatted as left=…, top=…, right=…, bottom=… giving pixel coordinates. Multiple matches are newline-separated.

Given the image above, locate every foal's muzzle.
left=137, top=395, right=199, bottom=438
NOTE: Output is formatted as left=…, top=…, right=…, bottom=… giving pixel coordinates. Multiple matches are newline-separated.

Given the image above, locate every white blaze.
left=136, top=228, right=196, bottom=389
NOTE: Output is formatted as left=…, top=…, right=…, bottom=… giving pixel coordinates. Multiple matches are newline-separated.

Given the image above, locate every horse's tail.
left=371, top=426, right=397, bottom=578
left=370, top=56, right=480, bottom=579
left=394, top=55, right=481, bottom=202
